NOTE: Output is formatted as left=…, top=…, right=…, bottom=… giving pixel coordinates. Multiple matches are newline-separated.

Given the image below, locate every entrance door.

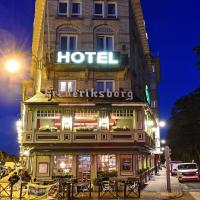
left=77, top=155, right=91, bottom=181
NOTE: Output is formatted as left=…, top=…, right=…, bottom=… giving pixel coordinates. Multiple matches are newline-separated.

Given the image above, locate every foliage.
left=193, top=43, right=200, bottom=70
left=0, top=150, right=18, bottom=165
left=167, top=88, right=200, bottom=165
left=97, top=170, right=118, bottom=178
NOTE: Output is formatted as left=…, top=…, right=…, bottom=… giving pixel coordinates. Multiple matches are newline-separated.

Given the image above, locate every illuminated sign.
left=56, top=51, right=119, bottom=65
left=45, top=89, right=134, bottom=101
left=145, top=85, right=151, bottom=104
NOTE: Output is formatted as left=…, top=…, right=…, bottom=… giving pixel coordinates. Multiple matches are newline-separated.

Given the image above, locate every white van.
left=177, top=163, right=199, bottom=182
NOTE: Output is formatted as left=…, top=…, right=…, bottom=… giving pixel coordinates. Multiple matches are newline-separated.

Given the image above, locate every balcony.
left=22, top=130, right=154, bottom=147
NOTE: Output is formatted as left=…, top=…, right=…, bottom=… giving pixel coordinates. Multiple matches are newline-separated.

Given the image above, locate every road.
left=178, top=178, right=200, bottom=200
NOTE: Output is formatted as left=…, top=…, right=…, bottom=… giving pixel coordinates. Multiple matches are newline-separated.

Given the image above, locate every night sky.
left=0, top=0, right=199, bottom=155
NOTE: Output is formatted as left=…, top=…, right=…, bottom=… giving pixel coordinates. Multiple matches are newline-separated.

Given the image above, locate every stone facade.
left=19, top=0, right=161, bottom=181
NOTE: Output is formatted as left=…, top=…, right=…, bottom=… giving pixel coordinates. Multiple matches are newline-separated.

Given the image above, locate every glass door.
left=77, top=155, right=91, bottom=182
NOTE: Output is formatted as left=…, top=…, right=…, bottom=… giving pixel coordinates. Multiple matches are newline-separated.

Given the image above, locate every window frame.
left=58, top=0, right=69, bottom=16
left=58, top=80, right=77, bottom=93
left=96, top=35, right=114, bottom=51
left=93, top=1, right=104, bottom=18
left=107, top=2, right=117, bottom=18
left=59, top=34, right=78, bottom=51
left=96, top=80, right=115, bottom=92
left=71, top=0, right=82, bottom=17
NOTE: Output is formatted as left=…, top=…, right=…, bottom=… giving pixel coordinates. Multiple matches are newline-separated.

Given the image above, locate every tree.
left=193, top=43, right=200, bottom=70
left=167, top=88, right=200, bottom=164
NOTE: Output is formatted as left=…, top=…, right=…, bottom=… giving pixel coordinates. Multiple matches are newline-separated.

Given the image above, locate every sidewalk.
left=141, top=168, right=183, bottom=200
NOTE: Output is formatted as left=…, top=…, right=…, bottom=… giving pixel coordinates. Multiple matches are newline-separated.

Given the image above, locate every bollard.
left=71, top=183, right=74, bottom=200
left=138, top=181, right=141, bottom=198
left=19, top=182, right=23, bottom=200
left=115, top=181, right=118, bottom=198
left=124, top=182, right=126, bottom=199
left=89, top=182, right=92, bottom=199
left=10, top=183, right=13, bottom=200
left=67, top=182, right=71, bottom=200
left=98, top=183, right=100, bottom=200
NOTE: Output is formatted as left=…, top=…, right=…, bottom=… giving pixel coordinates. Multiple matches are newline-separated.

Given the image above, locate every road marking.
left=190, top=192, right=200, bottom=200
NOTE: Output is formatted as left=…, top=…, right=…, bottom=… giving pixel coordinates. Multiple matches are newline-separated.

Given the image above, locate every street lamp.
left=161, top=139, right=166, bottom=145
left=5, top=59, right=20, bottom=74
left=159, top=121, right=166, bottom=128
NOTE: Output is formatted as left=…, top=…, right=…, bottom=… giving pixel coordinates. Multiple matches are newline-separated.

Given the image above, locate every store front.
left=32, top=152, right=153, bottom=180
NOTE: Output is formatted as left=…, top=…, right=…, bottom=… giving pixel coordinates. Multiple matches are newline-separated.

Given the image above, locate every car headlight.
left=196, top=171, right=199, bottom=175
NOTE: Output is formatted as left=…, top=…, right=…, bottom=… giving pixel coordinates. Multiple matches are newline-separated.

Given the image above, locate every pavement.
left=141, top=169, right=184, bottom=200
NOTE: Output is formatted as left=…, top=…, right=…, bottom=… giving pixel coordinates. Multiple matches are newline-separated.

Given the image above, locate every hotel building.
left=19, top=0, right=161, bottom=181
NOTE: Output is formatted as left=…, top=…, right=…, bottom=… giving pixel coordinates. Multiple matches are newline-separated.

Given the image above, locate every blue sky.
left=0, top=0, right=199, bottom=155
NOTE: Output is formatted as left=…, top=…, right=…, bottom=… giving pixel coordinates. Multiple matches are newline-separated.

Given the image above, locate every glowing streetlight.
left=5, top=59, right=20, bottom=73
left=161, top=139, right=166, bottom=144
left=159, top=121, right=166, bottom=127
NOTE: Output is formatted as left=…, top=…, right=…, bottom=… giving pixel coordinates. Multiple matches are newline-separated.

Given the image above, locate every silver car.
left=177, top=163, right=199, bottom=182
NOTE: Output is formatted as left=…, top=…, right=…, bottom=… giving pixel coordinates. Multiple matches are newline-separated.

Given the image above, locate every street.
left=180, top=181, right=200, bottom=200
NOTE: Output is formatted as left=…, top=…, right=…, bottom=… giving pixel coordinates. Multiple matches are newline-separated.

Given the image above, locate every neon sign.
left=56, top=51, right=119, bottom=65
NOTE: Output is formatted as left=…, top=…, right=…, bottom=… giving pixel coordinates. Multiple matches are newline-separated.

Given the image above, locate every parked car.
left=177, top=163, right=199, bottom=182
left=170, top=161, right=182, bottom=176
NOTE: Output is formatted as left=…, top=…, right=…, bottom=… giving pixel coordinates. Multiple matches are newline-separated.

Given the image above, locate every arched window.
left=94, top=26, right=115, bottom=51
left=57, top=26, right=79, bottom=51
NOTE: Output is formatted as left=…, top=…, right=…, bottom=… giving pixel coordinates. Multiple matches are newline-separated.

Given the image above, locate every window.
left=97, top=155, right=116, bottom=172
left=107, top=2, right=117, bottom=18
left=96, top=35, right=114, bottom=51
left=58, top=1, right=68, bottom=15
left=96, top=80, right=114, bottom=92
left=152, top=65, right=155, bottom=73
left=53, top=156, right=73, bottom=176
left=58, top=80, right=76, bottom=93
left=36, top=110, right=61, bottom=131
left=94, top=2, right=104, bottom=17
left=60, top=35, right=77, bottom=51
left=71, top=1, right=81, bottom=17
left=110, top=109, right=134, bottom=131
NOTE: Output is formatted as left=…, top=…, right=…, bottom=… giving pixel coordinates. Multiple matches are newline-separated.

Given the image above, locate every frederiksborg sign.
left=45, top=89, right=134, bottom=101
left=56, top=51, right=120, bottom=65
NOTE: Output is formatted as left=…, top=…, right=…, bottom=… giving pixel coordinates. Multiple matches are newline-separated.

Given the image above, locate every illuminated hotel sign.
left=56, top=51, right=119, bottom=65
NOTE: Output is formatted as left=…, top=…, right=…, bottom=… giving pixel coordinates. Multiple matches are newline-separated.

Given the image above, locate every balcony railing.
left=22, top=130, right=154, bottom=147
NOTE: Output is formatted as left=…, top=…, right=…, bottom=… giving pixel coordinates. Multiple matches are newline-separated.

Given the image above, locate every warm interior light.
left=5, top=59, right=20, bottom=73
left=60, top=162, right=66, bottom=169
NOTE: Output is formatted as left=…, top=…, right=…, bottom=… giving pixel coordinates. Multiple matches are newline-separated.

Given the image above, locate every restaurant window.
left=96, top=80, right=115, bottom=92
left=78, top=155, right=91, bottom=181
left=71, top=0, right=81, bottom=17
left=74, top=110, right=98, bottom=131
left=97, top=155, right=116, bottom=172
left=107, top=2, right=117, bottom=18
left=94, top=1, right=104, bottom=18
left=53, top=155, right=73, bottom=176
left=96, top=35, right=114, bottom=51
left=58, top=80, right=76, bottom=93
left=36, top=110, right=61, bottom=132
left=60, top=35, right=77, bottom=51
left=110, top=109, right=134, bottom=131
left=58, top=0, right=68, bottom=16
